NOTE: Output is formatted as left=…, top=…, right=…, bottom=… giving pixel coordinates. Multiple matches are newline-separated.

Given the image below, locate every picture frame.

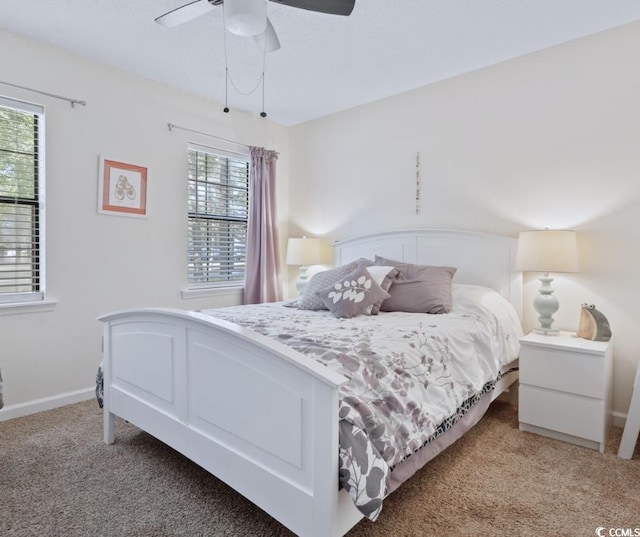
left=98, top=157, right=148, bottom=217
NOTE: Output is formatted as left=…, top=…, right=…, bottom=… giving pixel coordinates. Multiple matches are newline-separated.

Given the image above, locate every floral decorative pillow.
left=291, top=261, right=359, bottom=310
left=317, top=267, right=390, bottom=319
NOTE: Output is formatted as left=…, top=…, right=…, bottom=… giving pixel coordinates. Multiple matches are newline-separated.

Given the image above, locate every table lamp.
left=286, top=237, right=327, bottom=295
left=515, top=229, right=579, bottom=334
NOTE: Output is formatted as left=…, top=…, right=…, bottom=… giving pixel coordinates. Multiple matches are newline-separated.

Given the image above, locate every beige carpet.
left=1, top=400, right=638, bottom=537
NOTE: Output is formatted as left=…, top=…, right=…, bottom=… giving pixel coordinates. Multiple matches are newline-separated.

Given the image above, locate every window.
left=0, top=97, right=44, bottom=304
left=187, top=143, right=249, bottom=288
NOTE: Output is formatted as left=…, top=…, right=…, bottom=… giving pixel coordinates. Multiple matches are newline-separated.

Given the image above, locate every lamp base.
left=295, top=265, right=309, bottom=296
left=533, top=273, right=560, bottom=333
left=533, top=327, right=560, bottom=335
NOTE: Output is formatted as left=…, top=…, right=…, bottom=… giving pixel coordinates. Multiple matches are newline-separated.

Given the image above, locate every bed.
left=98, top=228, right=523, bottom=537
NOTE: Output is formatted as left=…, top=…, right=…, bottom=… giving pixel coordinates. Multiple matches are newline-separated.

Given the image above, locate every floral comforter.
left=199, top=284, right=523, bottom=521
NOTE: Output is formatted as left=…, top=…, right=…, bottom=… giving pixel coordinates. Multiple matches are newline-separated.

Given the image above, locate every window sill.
left=0, top=299, right=58, bottom=316
left=181, top=287, right=244, bottom=301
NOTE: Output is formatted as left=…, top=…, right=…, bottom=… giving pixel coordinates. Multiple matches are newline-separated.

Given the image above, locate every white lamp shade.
left=515, top=230, right=579, bottom=273
left=286, top=237, right=327, bottom=266
left=225, top=0, right=267, bottom=36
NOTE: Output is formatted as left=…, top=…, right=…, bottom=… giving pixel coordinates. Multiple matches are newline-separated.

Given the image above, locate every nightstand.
left=518, top=331, right=612, bottom=452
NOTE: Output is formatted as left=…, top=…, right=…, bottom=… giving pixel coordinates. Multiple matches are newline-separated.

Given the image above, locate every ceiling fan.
left=155, top=0, right=356, bottom=53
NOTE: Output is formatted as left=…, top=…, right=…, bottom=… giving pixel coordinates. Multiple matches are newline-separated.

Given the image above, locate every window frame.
left=186, top=142, right=250, bottom=292
left=0, top=95, right=47, bottom=308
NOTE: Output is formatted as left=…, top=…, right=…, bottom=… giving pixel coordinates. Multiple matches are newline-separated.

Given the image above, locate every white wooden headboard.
left=334, top=228, right=522, bottom=317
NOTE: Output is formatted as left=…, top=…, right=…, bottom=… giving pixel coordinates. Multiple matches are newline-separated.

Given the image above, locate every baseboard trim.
left=0, top=389, right=632, bottom=428
left=0, top=387, right=94, bottom=422
left=612, top=410, right=627, bottom=429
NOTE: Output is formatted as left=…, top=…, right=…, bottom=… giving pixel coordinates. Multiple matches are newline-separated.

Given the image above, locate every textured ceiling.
left=1, top=0, right=640, bottom=125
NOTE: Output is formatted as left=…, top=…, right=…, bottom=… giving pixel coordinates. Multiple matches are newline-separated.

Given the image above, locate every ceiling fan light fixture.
left=225, top=0, right=267, bottom=36
left=254, top=17, right=281, bottom=52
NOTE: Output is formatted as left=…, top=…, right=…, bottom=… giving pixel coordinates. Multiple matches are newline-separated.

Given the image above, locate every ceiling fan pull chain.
left=226, top=70, right=264, bottom=96
left=260, top=69, right=267, bottom=118
left=260, top=27, right=267, bottom=118
left=223, top=68, right=230, bottom=113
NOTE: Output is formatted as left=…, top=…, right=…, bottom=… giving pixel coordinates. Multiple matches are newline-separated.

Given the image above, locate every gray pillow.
left=374, top=255, right=457, bottom=314
left=293, top=261, right=358, bottom=310
left=354, top=257, right=374, bottom=268
left=316, top=266, right=390, bottom=319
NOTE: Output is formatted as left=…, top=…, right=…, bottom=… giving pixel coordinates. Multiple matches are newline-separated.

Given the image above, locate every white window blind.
left=187, top=143, right=250, bottom=288
left=0, top=97, right=44, bottom=304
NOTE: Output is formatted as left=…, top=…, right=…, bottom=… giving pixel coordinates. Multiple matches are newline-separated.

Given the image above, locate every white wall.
left=0, top=30, right=290, bottom=413
left=3, top=21, right=640, bottom=420
left=289, top=21, right=640, bottom=416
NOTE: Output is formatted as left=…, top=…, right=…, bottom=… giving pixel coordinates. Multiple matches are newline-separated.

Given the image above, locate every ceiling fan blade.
left=155, top=0, right=218, bottom=27
left=254, top=17, right=281, bottom=53
left=268, top=0, right=355, bottom=16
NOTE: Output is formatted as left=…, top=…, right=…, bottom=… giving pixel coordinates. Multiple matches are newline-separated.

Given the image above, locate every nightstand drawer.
left=519, top=385, right=606, bottom=442
left=520, top=345, right=606, bottom=398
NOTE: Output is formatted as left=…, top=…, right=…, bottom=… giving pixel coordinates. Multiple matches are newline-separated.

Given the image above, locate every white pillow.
left=452, top=284, right=524, bottom=361
left=362, top=265, right=398, bottom=315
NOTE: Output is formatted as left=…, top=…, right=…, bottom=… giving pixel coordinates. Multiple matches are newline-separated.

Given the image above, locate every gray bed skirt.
left=386, top=392, right=492, bottom=494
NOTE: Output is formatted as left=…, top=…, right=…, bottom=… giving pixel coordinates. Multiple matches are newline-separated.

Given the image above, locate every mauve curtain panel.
left=243, top=146, right=282, bottom=304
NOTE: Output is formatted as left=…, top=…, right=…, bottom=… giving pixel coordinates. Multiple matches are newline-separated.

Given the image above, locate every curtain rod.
left=0, top=80, right=87, bottom=107
left=167, top=123, right=248, bottom=149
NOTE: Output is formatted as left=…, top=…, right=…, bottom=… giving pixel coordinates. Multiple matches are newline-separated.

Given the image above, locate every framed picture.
left=98, top=157, right=148, bottom=217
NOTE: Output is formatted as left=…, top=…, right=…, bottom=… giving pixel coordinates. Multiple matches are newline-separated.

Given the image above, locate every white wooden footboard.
left=99, top=308, right=364, bottom=537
